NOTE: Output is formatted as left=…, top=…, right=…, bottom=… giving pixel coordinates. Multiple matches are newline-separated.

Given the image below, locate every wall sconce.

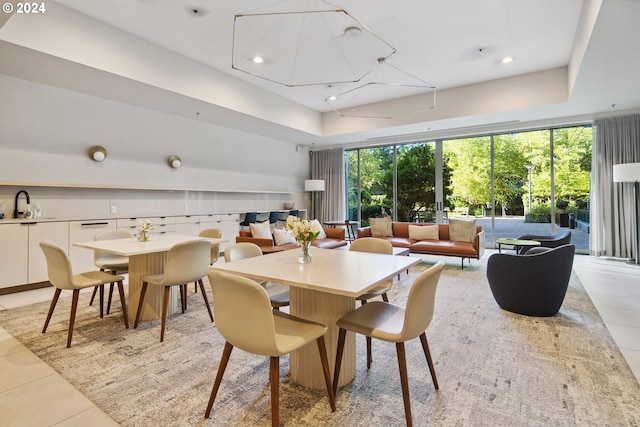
left=168, top=155, right=182, bottom=169
left=89, top=145, right=107, bottom=162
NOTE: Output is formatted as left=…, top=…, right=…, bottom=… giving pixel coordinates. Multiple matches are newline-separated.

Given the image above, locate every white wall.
left=0, top=74, right=312, bottom=217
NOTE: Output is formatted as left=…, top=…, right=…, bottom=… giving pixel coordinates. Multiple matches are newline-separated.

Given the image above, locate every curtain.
left=592, top=114, right=640, bottom=258
left=310, top=149, right=345, bottom=223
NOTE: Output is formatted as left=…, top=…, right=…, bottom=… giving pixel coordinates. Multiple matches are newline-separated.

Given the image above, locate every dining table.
left=73, top=234, right=226, bottom=323
left=212, top=247, right=420, bottom=389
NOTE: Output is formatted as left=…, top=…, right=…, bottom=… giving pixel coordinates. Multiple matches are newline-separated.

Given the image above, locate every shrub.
left=525, top=205, right=551, bottom=223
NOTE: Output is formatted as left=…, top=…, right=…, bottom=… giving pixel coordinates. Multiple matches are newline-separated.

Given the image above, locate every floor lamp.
left=613, top=162, right=640, bottom=265
left=304, top=179, right=325, bottom=220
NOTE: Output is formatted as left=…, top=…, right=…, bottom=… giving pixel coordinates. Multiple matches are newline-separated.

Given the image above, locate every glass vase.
left=299, top=240, right=312, bottom=264
left=137, top=230, right=148, bottom=242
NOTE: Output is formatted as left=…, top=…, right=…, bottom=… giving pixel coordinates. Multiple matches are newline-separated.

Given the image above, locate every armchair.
left=486, top=244, right=575, bottom=316
left=516, top=230, right=571, bottom=254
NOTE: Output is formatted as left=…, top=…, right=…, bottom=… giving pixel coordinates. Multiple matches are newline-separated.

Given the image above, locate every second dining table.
left=213, top=246, right=420, bottom=389
left=74, top=234, right=226, bottom=323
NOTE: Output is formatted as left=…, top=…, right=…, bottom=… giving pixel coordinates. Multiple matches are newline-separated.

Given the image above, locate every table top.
left=73, top=234, right=227, bottom=256
left=495, top=238, right=540, bottom=246
left=323, top=220, right=359, bottom=226
left=213, top=247, right=420, bottom=298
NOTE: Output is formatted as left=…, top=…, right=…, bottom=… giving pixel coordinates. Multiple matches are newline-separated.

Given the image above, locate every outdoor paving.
left=472, top=216, right=589, bottom=252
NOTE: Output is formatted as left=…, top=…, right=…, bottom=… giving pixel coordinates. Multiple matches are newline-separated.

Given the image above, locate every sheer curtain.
left=310, top=149, right=345, bottom=223
left=592, top=113, right=640, bottom=258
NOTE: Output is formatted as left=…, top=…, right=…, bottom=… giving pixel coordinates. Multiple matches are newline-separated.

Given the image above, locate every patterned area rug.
left=1, top=256, right=639, bottom=427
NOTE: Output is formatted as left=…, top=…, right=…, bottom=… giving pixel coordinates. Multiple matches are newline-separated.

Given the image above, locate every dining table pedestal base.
left=127, top=252, right=176, bottom=323
left=290, top=287, right=356, bottom=389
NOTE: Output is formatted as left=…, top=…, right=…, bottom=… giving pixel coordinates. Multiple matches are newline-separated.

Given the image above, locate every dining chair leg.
left=382, top=293, right=389, bottom=302
left=197, top=279, right=214, bottom=322
left=205, top=341, right=233, bottom=418
left=333, top=328, right=347, bottom=395
left=182, top=284, right=188, bottom=311
left=42, top=288, right=62, bottom=333
left=106, top=282, right=115, bottom=314
left=99, top=284, right=105, bottom=318
left=316, top=336, right=336, bottom=412
left=270, top=356, right=280, bottom=427
left=160, top=286, right=170, bottom=342
left=396, top=342, right=413, bottom=427
left=116, top=280, right=129, bottom=329
left=419, top=332, right=439, bottom=389
left=67, top=289, right=80, bottom=348
left=366, top=336, right=373, bottom=369
left=89, top=286, right=98, bottom=306
left=134, top=282, right=149, bottom=329
left=178, top=284, right=185, bottom=313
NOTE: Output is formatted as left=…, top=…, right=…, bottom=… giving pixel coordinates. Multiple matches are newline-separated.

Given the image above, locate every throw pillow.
left=273, top=228, right=297, bottom=245
left=409, top=224, right=439, bottom=241
left=310, top=219, right=327, bottom=239
left=249, top=221, right=273, bottom=239
left=449, top=218, right=477, bottom=243
left=369, top=216, right=393, bottom=237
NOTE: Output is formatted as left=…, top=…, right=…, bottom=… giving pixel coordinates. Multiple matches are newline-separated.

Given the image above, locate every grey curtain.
left=310, top=149, right=345, bottom=223
left=592, top=114, right=640, bottom=258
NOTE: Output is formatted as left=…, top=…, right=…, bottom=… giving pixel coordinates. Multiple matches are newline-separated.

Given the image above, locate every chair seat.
left=270, top=311, right=327, bottom=356
left=337, top=301, right=405, bottom=342
left=73, top=271, right=126, bottom=289
left=265, top=282, right=290, bottom=307
left=140, top=273, right=166, bottom=286
left=95, top=260, right=128, bottom=271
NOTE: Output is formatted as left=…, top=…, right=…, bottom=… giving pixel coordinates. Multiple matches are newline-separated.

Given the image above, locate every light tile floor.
left=0, top=253, right=638, bottom=426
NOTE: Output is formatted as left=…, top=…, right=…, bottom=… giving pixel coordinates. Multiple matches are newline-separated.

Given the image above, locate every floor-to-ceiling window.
left=345, top=124, right=592, bottom=252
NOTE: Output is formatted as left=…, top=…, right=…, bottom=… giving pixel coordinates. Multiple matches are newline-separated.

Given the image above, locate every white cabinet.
left=0, top=223, right=28, bottom=288
left=174, top=215, right=200, bottom=236
left=27, top=221, right=69, bottom=283
left=116, top=216, right=176, bottom=237
left=68, top=220, right=117, bottom=273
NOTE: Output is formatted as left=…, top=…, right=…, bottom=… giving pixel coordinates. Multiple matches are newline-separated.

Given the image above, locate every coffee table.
left=496, top=238, right=540, bottom=253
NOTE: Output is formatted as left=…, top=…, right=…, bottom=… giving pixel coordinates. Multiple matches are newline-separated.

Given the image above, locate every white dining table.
left=212, top=247, right=420, bottom=389
left=74, top=234, right=226, bottom=322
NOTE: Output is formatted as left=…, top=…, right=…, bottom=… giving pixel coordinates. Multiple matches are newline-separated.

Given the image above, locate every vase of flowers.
left=138, top=219, right=152, bottom=242
left=285, top=215, right=320, bottom=264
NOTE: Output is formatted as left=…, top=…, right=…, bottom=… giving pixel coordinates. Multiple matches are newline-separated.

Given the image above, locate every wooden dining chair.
left=349, top=237, right=394, bottom=368
left=89, top=230, right=132, bottom=316
left=205, top=270, right=335, bottom=426
left=40, top=242, right=129, bottom=348
left=134, top=239, right=213, bottom=342
left=223, top=242, right=289, bottom=310
left=333, top=261, right=445, bottom=427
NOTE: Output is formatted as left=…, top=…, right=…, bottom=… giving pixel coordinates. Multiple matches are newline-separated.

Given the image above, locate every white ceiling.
left=2, top=0, right=640, bottom=147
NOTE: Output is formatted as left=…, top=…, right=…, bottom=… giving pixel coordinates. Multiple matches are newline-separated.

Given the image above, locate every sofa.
left=357, top=220, right=485, bottom=268
left=236, top=226, right=348, bottom=253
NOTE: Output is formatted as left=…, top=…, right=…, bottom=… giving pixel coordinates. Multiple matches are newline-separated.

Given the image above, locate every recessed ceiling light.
left=502, top=56, right=514, bottom=64
left=327, top=96, right=337, bottom=101
left=252, top=56, right=264, bottom=64
left=345, top=26, right=361, bottom=37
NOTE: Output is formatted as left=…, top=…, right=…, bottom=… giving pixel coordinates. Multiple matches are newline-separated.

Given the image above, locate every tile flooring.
left=0, top=253, right=638, bottom=426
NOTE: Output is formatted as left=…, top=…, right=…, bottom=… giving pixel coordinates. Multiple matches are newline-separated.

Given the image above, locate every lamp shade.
left=304, top=179, right=325, bottom=191
left=613, top=163, right=640, bottom=182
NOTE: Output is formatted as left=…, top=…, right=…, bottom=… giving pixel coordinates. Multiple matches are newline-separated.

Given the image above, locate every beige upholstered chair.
left=333, top=261, right=445, bottom=427
left=195, top=228, right=222, bottom=293
left=205, top=270, right=335, bottom=426
left=349, top=237, right=395, bottom=368
left=89, top=230, right=132, bottom=316
left=40, top=242, right=129, bottom=348
left=133, top=239, right=213, bottom=342
left=223, top=242, right=290, bottom=310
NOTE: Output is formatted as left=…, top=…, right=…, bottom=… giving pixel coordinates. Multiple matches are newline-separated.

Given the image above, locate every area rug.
left=1, top=256, right=639, bottom=427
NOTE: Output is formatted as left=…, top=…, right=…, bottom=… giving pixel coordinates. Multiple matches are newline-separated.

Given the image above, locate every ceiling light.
left=168, top=155, right=182, bottom=169
left=89, top=145, right=107, bottom=162
left=252, top=56, right=264, bottom=64
left=232, top=1, right=396, bottom=87
left=501, top=56, right=514, bottom=64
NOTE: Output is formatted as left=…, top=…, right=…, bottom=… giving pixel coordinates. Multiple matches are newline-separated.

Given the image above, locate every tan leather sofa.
left=357, top=222, right=485, bottom=268
left=237, top=226, right=348, bottom=253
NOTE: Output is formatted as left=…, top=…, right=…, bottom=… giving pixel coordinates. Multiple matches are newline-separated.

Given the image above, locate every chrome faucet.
left=14, top=190, right=31, bottom=219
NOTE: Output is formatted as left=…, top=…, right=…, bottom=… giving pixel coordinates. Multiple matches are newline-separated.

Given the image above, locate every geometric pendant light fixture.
left=232, top=0, right=396, bottom=87
left=324, top=57, right=437, bottom=119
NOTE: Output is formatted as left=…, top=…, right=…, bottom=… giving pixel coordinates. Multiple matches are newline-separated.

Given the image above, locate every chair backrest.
left=224, top=242, right=263, bottom=262
left=94, top=230, right=132, bottom=268
left=268, top=211, right=280, bottom=225
left=199, top=228, right=222, bottom=264
left=289, top=209, right=299, bottom=218
left=349, top=237, right=393, bottom=255
left=40, top=242, right=75, bottom=290
left=401, top=261, right=445, bottom=340
left=162, top=240, right=211, bottom=285
left=241, top=212, right=258, bottom=225
left=208, top=270, right=279, bottom=356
